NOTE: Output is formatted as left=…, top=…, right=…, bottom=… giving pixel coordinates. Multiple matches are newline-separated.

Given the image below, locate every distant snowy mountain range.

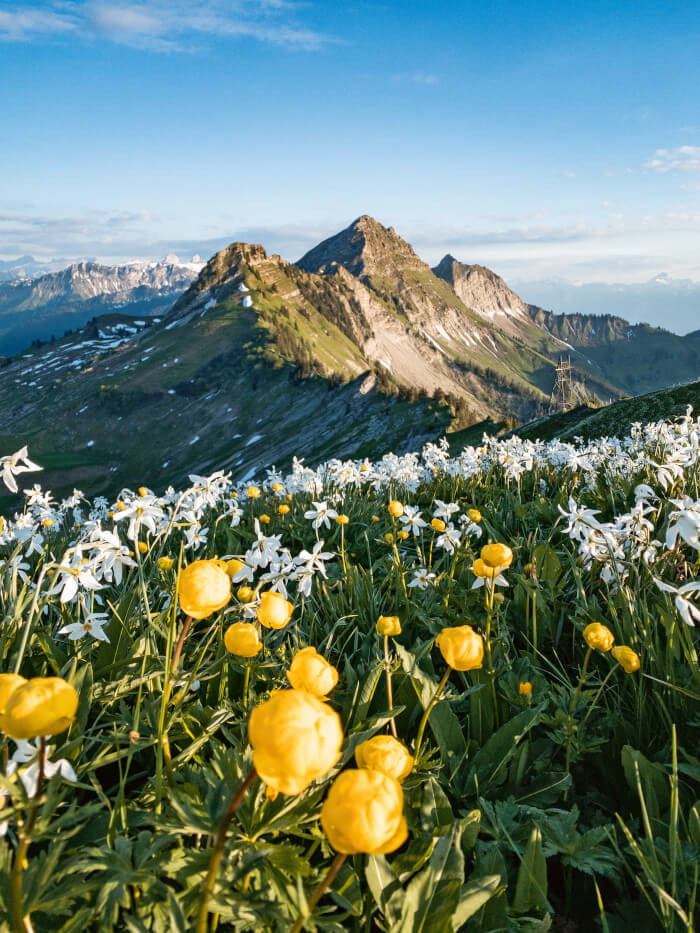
left=0, top=256, right=203, bottom=354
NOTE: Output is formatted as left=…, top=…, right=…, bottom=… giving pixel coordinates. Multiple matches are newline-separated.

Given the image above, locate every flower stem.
left=195, top=766, right=258, bottom=933
left=242, top=662, right=251, bottom=710
left=10, top=737, right=46, bottom=933
left=290, top=853, right=347, bottom=933
left=384, top=635, right=398, bottom=738
left=414, top=667, right=451, bottom=762
left=564, top=646, right=592, bottom=797
left=171, top=614, right=193, bottom=676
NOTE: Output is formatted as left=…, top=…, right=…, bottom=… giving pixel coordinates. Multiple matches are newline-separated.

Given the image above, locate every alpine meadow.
left=1, top=1, right=700, bottom=931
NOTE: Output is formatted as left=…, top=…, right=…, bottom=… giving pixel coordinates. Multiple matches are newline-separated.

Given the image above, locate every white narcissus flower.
left=1, top=446, right=42, bottom=494
left=7, top=740, right=78, bottom=797
left=408, top=569, right=436, bottom=589
left=303, top=501, right=338, bottom=530
left=400, top=506, right=427, bottom=535
left=59, top=610, right=111, bottom=643
left=653, top=577, right=700, bottom=627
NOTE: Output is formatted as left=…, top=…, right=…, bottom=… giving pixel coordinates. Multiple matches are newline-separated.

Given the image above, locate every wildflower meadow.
left=0, top=411, right=699, bottom=932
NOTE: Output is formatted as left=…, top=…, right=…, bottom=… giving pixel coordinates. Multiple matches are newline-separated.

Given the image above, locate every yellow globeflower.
left=472, top=558, right=496, bottom=578
left=376, top=616, right=402, bottom=637
left=224, top=622, right=262, bottom=658
left=257, top=591, right=293, bottom=629
left=158, top=556, right=174, bottom=571
left=436, top=625, right=484, bottom=671
left=583, top=622, right=615, bottom=652
left=237, top=585, right=254, bottom=603
left=336, top=514, right=350, bottom=525
left=0, top=674, right=27, bottom=733
left=225, top=558, right=246, bottom=580
left=388, top=501, right=404, bottom=518
left=355, top=735, right=413, bottom=782
left=612, top=645, right=640, bottom=673
left=430, top=518, right=446, bottom=533
left=272, top=482, right=284, bottom=493
left=3, top=677, right=78, bottom=740
left=137, top=541, right=148, bottom=554
left=397, top=529, right=409, bottom=541
left=178, top=560, right=231, bottom=620
left=480, top=543, right=513, bottom=570
left=260, top=514, right=271, bottom=525
left=138, top=486, right=149, bottom=497
left=247, top=486, right=261, bottom=498
left=278, top=504, right=290, bottom=515
left=286, top=647, right=338, bottom=697
left=467, top=508, right=482, bottom=523
left=519, top=681, right=533, bottom=696
left=248, top=689, right=343, bottom=796
left=321, top=769, right=408, bottom=855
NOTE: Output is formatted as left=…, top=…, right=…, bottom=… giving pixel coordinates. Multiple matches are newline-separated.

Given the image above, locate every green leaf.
left=450, top=874, right=501, bottom=930
left=621, top=746, right=669, bottom=824
left=366, top=855, right=405, bottom=928
left=396, top=824, right=465, bottom=933
left=512, top=826, right=548, bottom=913
left=396, top=644, right=467, bottom=765
left=463, top=709, right=542, bottom=795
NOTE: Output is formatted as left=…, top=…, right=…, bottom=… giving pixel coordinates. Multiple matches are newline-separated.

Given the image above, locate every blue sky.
left=2, top=0, right=700, bottom=289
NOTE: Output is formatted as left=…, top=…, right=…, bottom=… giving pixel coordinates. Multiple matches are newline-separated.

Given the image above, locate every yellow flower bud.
left=278, top=504, right=290, bottom=515
left=467, top=508, right=482, bottom=523
left=137, top=541, right=148, bottom=554
left=321, top=769, right=408, bottom=854
left=397, top=529, right=409, bottom=541
left=519, top=681, right=533, bottom=696
left=158, top=556, right=174, bottom=571
left=248, top=689, right=343, bottom=795
left=336, top=514, right=350, bottom=525
left=430, top=518, right=446, bottom=532
left=376, top=616, right=402, bottom=636
left=272, top=482, right=284, bottom=493
left=611, top=645, right=640, bottom=673
left=237, top=585, right=254, bottom=603
left=0, top=674, right=27, bottom=733
left=225, top=558, right=246, bottom=580
left=436, top=625, right=484, bottom=671
left=257, top=591, right=293, bottom=629
left=42, top=518, right=54, bottom=528
left=286, top=647, right=338, bottom=697
left=224, top=622, right=262, bottom=658
left=388, top=500, right=404, bottom=518
left=178, top=560, right=231, bottom=620
left=384, top=532, right=394, bottom=544
left=247, top=486, right=261, bottom=498
left=3, top=677, right=78, bottom=740
left=371, top=515, right=380, bottom=522
left=355, top=735, right=413, bottom=782
left=259, top=513, right=270, bottom=525
left=524, top=562, right=534, bottom=576
left=583, top=622, right=615, bottom=652
left=138, top=486, right=149, bottom=497
left=480, top=543, right=513, bottom=570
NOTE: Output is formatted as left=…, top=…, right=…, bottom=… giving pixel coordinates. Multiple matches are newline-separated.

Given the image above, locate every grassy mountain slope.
left=528, top=307, right=700, bottom=396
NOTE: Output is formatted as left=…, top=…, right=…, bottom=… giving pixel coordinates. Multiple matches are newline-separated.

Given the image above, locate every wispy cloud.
left=644, top=146, right=700, bottom=174
left=0, top=1, right=335, bottom=51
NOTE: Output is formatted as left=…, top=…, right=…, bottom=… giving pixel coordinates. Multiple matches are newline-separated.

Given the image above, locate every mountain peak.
left=433, top=254, right=527, bottom=320
left=297, top=215, right=421, bottom=279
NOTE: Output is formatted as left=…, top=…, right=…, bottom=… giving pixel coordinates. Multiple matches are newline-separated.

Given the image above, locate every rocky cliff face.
left=433, top=255, right=528, bottom=320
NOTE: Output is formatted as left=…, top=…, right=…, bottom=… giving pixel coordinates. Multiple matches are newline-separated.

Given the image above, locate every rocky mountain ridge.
left=2, top=215, right=700, bottom=498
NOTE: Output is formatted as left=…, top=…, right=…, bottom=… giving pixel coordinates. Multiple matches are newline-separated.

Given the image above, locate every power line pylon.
left=549, top=355, right=574, bottom=412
